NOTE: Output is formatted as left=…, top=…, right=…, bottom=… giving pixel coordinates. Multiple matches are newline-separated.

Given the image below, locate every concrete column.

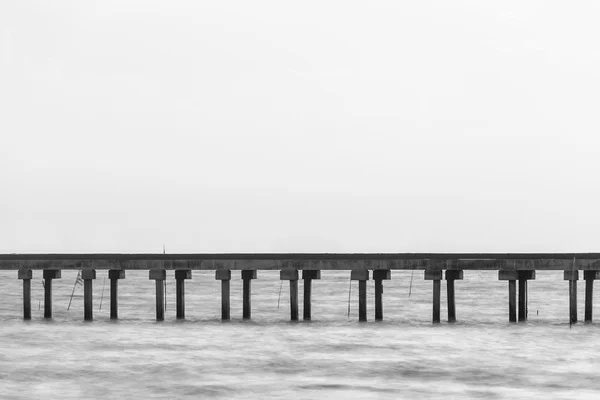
left=499, top=270, right=518, bottom=322
left=18, top=269, right=32, bottom=320
left=351, top=270, right=369, bottom=322
left=425, top=270, right=442, bottom=323
left=373, top=270, right=391, bottom=321
left=175, top=270, right=192, bottom=320
left=302, top=270, right=321, bottom=321
left=518, top=270, right=535, bottom=322
left=108, top=270, right=125, bottom=320
left=280, top=269, right=299, bottom=321
left=82, top=269, right=96, bottom=321
left=216, top=270, right=231, bottom=320
left=565, top=270, right=579, bottom=324
left=241, top=270, right=257, bottom=320
left=43, top=270, right=61, bottom=319
left=508, top=280, right=516, bottom=322
left=149, top=269, right=166, bottom=321
left=445, top=270, right=463, bottom=323
left=584, top=271, right=599, bottom=323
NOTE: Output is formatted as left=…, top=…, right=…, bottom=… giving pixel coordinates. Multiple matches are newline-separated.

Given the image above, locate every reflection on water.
left=0, top=270, right=599, bottom=399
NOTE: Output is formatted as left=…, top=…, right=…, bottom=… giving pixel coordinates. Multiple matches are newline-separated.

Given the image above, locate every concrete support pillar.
left=175, top=270, right=192, bottom=320
left=565, top=270, right=579, bottom=324
left=18, top=269, right=32, bottom=320
left=149, top=269, right=166, bottom=321
left=351, top=270, right=369, bottom=322
left=302, top=270, right=321, bottom=321
left=241, top=270, right=257, bottom=320
left=425, top=270, right=442, bottom=323
left=108, top=270, right=125, bottom=320
left=373, top=270, right=391, bottom=321
left=584, top=271, right=599, bottom=323
left=216, top=270, right=231, bottom=320
left=499, top=270, right=519, bottom=322
left=82, top=269, right=96, bottom=321
left=518, top=270, right=535, bottom=322
left=280, top=269, right=299, bottom=321
left=445, top=270, right=463, bottom=323
left=509, top=280, right=517, bottom=322
left=43, top=270, right=61, bottom=319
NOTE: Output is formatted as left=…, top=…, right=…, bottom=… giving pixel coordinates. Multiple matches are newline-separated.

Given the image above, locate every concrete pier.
left=241, top=270, right=256, bottom=320
left=216, top=270, right=231, bottom=320
left=425, top=270, right=442, bottom=323
left=445, top=270, right=463, bottom=322
left=175, top=270, right=191, bottom=320
left=43, top=270, right=61, bottom=319
left=565, top=270, right=578, bottom=324
left=18, top=269, right=32, bottom=320
left=82, top=269, right=96, bottom=321
left=149, top=269, right=166, bottom=321
left=302, top=270, right=320, bottom=321
left=351, top=270, right=369, bottom=321
left=280, top=269, right=299, bottom=321
left=373, top=270, right=391, bottom=321
left=109, top=269, right=125, bottom=320
left=584, top=271, right=598, bottom=322
left=4, top=253, right=600, bottom=324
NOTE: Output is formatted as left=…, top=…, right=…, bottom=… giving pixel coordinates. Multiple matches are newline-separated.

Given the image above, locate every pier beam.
left=18, top=269, right=32, bottom=320
left=149, top=269, right=166, bottom=321
left=425, top=270, right=443, bottom=323
left=351, top=270, right=369, bottom=322
left=82, top=269, right=96, bottom=321
left=175, top=270, right=192, bottom=320
left=43, top=270, right=61, bottom=319
left=280, top=269, right=299, bottom=321
left=584, top=271, right=599, bottom=323
left=499, top=270, right=519, bottom=322
left=241, top=270, right=257, bottom=320
left=302, top=270, right=321, bottom=321
left=216, top=270, right=231, bottom=320
left=445, top=270, right=463, bottom=323
left=108, top=270, right=125, bottom=320
left=518, top=271, right=535, bottom=322
left=373, top=270, right=391, bottom=321
left=565, top=270, right=579, bottom=324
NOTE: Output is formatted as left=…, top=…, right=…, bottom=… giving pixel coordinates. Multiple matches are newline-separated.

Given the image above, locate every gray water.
left=1, top=270, right=599, bottom=399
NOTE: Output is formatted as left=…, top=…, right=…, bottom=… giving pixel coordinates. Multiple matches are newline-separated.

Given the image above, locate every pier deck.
left=1, top=253, right=599, bottom=270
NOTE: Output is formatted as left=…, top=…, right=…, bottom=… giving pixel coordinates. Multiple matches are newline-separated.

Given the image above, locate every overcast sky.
left=1, top=1, right=599, bottom=253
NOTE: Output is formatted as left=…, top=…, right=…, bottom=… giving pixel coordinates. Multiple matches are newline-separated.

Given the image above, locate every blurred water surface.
left=1, top=270, right=600, bottom=399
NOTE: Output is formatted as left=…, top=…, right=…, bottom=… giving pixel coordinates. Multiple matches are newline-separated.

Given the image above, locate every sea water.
left=1, top=270, right=599, bottom=399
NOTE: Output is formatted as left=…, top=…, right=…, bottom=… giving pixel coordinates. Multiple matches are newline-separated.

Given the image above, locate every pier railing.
left=1, top=253, right=599, bottom=323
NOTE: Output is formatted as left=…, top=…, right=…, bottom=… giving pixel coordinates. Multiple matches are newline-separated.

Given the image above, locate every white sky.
left=1, top=1, right=599, bottom=253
